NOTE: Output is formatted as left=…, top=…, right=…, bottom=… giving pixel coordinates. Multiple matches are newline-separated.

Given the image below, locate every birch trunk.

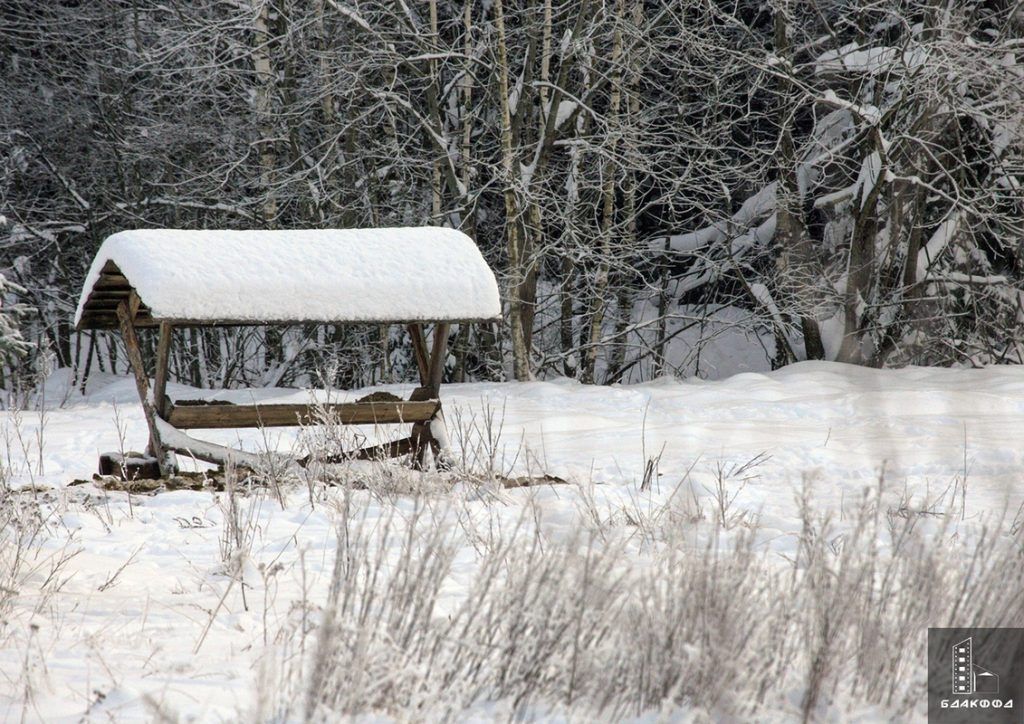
left=252, top=0, right=277, bottom=226
left=606, top=0, right=643, bottom=383
left=582, top=0, right=624, bottom=383
left=493, top=0, right=532, bottom=380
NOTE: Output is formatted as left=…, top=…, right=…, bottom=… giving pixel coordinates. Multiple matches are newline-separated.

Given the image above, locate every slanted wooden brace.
left=75, top=228, right=501, bottom=478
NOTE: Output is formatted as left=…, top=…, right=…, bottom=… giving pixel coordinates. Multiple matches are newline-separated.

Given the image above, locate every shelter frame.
left=109, top=290, right=452, bottom=476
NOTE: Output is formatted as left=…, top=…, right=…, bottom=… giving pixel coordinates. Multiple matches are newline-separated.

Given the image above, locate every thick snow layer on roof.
left=75, top=227, right=501, bottom=326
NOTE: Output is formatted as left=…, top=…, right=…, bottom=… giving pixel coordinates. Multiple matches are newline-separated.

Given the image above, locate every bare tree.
left=1, top=0, right=1021, bottom=391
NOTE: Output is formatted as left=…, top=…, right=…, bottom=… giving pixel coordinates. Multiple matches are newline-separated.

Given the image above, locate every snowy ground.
left=2, top=362, right=1023, bottom=721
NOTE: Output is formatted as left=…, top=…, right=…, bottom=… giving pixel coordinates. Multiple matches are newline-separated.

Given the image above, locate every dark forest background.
left=1, top=0, right=1022, bottom=396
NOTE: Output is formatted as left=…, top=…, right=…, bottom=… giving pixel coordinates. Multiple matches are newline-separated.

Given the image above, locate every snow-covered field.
left=2, top=362, right=1024, bottom=721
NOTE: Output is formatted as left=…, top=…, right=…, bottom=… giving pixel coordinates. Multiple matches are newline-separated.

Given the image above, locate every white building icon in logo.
left=952, top=637, right=999, bottom=695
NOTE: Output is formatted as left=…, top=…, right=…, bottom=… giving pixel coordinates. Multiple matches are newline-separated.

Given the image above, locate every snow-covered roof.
left=75, top=228, right=501, bottom=329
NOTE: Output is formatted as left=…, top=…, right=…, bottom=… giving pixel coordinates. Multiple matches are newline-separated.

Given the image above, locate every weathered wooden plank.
left=312, top=436, right=416, bottom=465
left=117, top=299, right=167, bottom=473
left=153, top=322, right=173, bottom=419
left=77, top=314, right=123, bottom=326
left=354, top=436, right=416, bottom=460
left=79, top=315, right=158, bottom=330
left=83, top=291, right=133, bottom=302
left=91, top=287, right=132, bottom=297
left=81, top=312, right=154, bottom=323
left=166, top=400, right=440, bottom=429
left=77, top=319, right=118, bottom=330
left=83, top=303, right=151, bottom=314
left=86, top=307, right=148, bottom=319
left=82, top=301, right=149, bottom=312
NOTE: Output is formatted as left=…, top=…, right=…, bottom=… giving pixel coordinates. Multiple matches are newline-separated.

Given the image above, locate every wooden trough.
left=75, top=228, right=502, bottom=477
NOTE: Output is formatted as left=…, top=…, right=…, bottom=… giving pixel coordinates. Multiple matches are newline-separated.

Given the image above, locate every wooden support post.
left=412, top=322, right=451, bottom=469
left=431, top=322, right=452, bottom=467
left=410, top=421, right=430, bottom=470
left=116, top=296, right=167, bottom=474
left=407, top=323, right=430, bottom=385
left=427, top=322, right=450, bottom=395
left=153, top=322, right=173, bottom=419
left=127, top=288, right=141, bottom=319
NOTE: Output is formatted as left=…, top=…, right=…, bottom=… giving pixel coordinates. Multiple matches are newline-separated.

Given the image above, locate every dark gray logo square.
left=929, top=628, right=1024, bottom=723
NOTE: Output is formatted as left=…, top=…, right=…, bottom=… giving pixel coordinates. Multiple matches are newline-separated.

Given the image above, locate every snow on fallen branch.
left=155, top=417, right=296, bottom=471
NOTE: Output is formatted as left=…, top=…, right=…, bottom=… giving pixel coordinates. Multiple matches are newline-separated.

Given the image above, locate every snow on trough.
left=74, top=227, right=502, bottom=326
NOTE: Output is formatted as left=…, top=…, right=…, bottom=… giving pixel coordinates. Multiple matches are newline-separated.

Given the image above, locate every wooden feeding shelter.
left=74, top=228, right=502, bottom=477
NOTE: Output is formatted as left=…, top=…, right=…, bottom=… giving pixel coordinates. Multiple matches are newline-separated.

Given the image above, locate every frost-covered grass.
left=7, top=471, right=1016, bottom=722
left=291, top=480, right=1023, bottom=722
left=2, top=362, right=1024, bottom=721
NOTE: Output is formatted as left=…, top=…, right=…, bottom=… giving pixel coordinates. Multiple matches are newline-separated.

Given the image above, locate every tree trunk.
left=252, top=0, right=277, bottom=226
left=836, top=129, right=887, bottom=364
left=772, top=3, right=825, bottom=362
left=582, top=0, right=625, bottom=383
left=493, top=0, right=532, bottom=380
